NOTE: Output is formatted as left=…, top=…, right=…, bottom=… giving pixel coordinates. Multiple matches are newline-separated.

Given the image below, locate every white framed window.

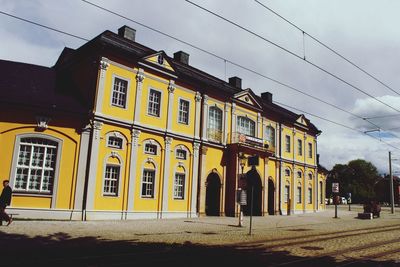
left=208, top=106, right=223, bottom=142
left=285, top=169, right=291, bottom=177
left=141, top=169, right=155, bottom=198
left=237, top=116, right=255, bottom=136
left=148, top=89, right=161, bottom=117
left=111, top=77, right=128, bottom=108
left=285, top=135, right=291, bottom=152
left=284, top=185, right=290, bottom=203
left=144, top=143, right=157, bottom=155
left=14, top=137, right=58, bottom=194
left=308, top=187, right=312, bottom=204
left=174, top=172, right=185, bottom=199
left=265, top=126, right=275, bottom=147
left=297, top=186, right=302, bottom=203
left=297, top=139, right=303, bottom=156
left=103, top=165, right=120, bottom=196
left=308, top=172, right=313, bottom=180
left=108, top=136, right=123, bottom=149
left=308, top=143, right=313, bottom=158
left=176, top=149, right=187, bottom=160
left=178, top=99, right=190, bottom=124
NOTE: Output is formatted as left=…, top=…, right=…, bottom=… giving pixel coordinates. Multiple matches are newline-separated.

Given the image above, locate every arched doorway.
left=243, top=168, right=262, bottom=216
left=205, top=173, right=221, bottom=216
left=268, top=178, right=275, bottom=215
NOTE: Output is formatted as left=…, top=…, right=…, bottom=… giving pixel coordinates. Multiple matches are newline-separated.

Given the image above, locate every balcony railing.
left=207, top=128, right=223, bottom=143
left=228, top=132, right=275, bottom=153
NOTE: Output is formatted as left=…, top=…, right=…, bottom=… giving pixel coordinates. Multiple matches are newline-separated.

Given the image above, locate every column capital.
left=195, top=91, right=202, bottom=102
left=92, top=121, right=103, bottom=130
left=132, top=129, right=141, bottom=139
left=136, top=69, right=145, bottom=83
left=165, top=136, right=173, bottom=145
left=99, top=59, right=110, bottom=71
left=203, top=94, right=209, bottom=104
left=168, top=80, right=175, bottom=93
left=193, top=142, right=201, bottom=151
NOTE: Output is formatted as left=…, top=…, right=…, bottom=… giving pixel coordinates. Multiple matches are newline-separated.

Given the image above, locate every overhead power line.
left=184, top=0, right=400, bottom=115
left=254, top=0, right=400, bottom=97
left=1, top=5, right=399, bottom=150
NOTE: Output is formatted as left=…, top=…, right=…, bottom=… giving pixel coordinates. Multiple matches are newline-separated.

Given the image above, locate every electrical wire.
left=1, top=5, right=399, bottom=150
left=254, top=0, right=400, bottom=97
left=184, top=0, right=400, bottom=114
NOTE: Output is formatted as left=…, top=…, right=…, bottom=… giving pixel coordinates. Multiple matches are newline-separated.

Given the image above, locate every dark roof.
left=0, top=59, right=87, bottom=114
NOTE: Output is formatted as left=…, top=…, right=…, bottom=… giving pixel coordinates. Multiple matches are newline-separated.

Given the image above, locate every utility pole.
left=389, top=151, right=395, bottom=214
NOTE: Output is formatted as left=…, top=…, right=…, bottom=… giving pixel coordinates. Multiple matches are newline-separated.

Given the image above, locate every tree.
left=329, top=159, right=380, bottom=203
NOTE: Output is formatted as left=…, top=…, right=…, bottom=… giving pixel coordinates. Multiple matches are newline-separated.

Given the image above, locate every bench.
left=0, top=213, right=19, bottom=226
left=358, top=212, right=373, bottom=219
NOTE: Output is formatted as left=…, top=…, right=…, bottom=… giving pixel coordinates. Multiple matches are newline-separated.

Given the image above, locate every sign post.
left=332, top=182, right=339, bottom=218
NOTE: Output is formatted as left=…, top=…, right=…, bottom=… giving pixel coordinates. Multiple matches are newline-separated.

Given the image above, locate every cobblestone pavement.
left=1, top=205, right=399, bottom=266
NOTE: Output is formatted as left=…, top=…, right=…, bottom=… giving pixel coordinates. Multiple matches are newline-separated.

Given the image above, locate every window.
left=308, top=187, right=312, bottom=204
left=174, top=173, right=185, bottom=199
left=148, top=89, right=161, bottom=116
left=297, top=139, right=302, bottom=156
left=297, top=186, right=302, bottom=203
left=265, top=126, right=275, bottom=147
left=308, top=143, right=313, bottom=158
left=237, top=116, right=255, bottom=136
left=308, top=173, right=313, bottom=180
left=284, top=185, right=290, bottom=203
left=320, top=182, right=323, bottom=204
left=144, top=143, right=157, bottom=155
left=108, top=136, right=123, bottom=149
left=142, top=169, right=155, bottom=198
left=285, top=135, right=291, bottom=152
left=103, top=165, right=120, bottom=196
left=208, top=106, right=223, bottom=141
left=178, top=99, right=189, bottom=124
left=285, top=169, right=291, bottom=177
left=176, top=149, right=187, bottom=160
left=111, top=78, right=128, bottom=108
left=297, top=171, right=302, bottom=179
left=14, top=137, right=58, bottom=193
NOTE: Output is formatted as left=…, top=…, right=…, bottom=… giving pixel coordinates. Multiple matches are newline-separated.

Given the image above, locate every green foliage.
left=328, top=159, right=380, bottom=203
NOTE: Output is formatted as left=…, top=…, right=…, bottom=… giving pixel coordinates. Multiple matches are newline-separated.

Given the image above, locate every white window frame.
left=144, top=143, right=157, bottom=155
left=285, top=135, right=291, bottom=152
left=208, top=106, right=223, bottom=142
left=111, top=76, right=129, bottom=109
left=176, top=149, right=187, bottom=160
left=308, top=187, right=312, bottom=204
left=297, top=171, right=302, bottom=179
left=107, top=136, right=123, bottom=149
left=308, top=172, right=313, bottom=180
left=297, top=139, right=303, bottom=156
left=141, top=169, right=155, bottom=198
left=178, top=98, right=190, bottom=125
left=173, top=172, right=186, bottom=199
left=147, top=88, right=162, bottom=117
left=308, top=142, right=313, bottom=158
left=265, top=125, right=275, bottom=147
left=284, top=168, right=291, bottom=177
left=284, top=185, right=290, bottom=203
left=11, top=135, right=62, bottom=197
left=297, top=186, right=302, bottom=203
left=103, top=164, right=121, bottom=196
left=237, top=116, right=256, bottom=137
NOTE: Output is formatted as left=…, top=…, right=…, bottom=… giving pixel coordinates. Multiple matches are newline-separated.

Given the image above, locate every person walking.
left=0, top=180, right=13, bottom=226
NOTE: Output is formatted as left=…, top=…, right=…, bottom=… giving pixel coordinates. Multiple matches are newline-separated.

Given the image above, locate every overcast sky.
left=2, top=0, right=400, bottom=174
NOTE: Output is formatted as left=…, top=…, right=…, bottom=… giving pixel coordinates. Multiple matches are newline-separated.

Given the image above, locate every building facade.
left=0, top=26, right=326, bottom=220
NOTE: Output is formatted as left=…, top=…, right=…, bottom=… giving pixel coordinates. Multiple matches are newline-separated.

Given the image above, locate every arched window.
left=285, top=169, right=291, bottom=177
left=237, top=116, right=255, bottom=136
left=308, top=186, right=312, bottom=204
left=103, top=155, right=122, bottom=196
left=297, top=183, right=302, bottom=203
left=308, top=172, right=313, bottom=180
left=208, top=106, right=223, bottom=142
left=14, top=137, right=59, bottom=194
left=297, top=170, right=303, bottom=179
left=265, top=126, right=275, bottom=147
left=141, top=162, right=156, bottom=198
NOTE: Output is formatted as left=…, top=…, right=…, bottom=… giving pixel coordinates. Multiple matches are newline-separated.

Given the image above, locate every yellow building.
left=0, top=26, right=326, bottom=220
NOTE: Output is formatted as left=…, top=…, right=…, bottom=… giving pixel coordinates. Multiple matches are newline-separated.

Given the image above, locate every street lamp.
left=238, top=152, right=247, bottom=227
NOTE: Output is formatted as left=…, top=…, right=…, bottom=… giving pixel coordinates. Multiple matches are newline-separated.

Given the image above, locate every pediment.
left=140, top=51, right=176, bottom=74
left=233, top=89, right=262, bottom=109
left=295, top=114, right=308, bottom=127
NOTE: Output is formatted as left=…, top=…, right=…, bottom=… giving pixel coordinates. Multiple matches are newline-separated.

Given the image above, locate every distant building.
left=0, top=26, right=325, bottom=220
left=375, top=175, right=400, bottom=205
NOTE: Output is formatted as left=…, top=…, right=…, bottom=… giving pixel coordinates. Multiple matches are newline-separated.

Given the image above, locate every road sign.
left=332, top=183, right=339, bottom=193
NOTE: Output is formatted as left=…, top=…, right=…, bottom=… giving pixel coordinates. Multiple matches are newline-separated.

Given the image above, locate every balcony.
left=228, top=132, right=275, bottom=153
left=207, top=128, right=223, bottom=143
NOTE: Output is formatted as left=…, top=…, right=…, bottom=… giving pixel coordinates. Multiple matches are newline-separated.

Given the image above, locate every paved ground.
left=1, top=205, right=399, bottom=266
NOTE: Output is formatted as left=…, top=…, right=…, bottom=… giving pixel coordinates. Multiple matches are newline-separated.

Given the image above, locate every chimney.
left=118, top=25, right=136, bottom=42
left=174, top=51, right=190, bottom=65
left=261, top=92, right=273, bottom=103
left=229, top=76, right=242, bottom=89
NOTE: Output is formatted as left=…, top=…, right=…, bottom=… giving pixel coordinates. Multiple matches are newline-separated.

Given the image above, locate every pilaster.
left=127, top=129, right=141, bottom=211
left=166, top=80, right=175, bottom=132
left=133, top=69, right=145, bottom=125
left=161, top=136, right=173, bottom=215
left=94, top=58, right=110, bottom=114
left=201, top=95, right=209, bottom=141
left=194, top=92, right=202, bottom=139
left=223, top=102, right=230, bottom=145
left=190, top=142, right=201, bottom=216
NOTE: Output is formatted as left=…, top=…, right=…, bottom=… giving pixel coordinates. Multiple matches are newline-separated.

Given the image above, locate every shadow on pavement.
left=0, top=231, right=398, bottom=267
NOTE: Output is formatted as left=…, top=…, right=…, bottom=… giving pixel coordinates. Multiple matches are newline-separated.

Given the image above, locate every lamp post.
left=238, top=153, right=247, bottom=227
